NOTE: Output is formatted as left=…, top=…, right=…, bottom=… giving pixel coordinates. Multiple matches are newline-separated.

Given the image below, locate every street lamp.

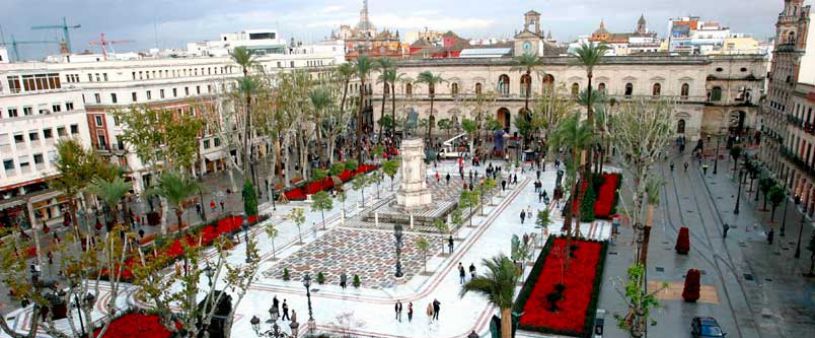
left=303, top=273, right=316, bottom=333
left=394, top=223, right=404, bottom=278
left=780, top=193, right=790, bottom=237
left=243, top=215, right=252, bottom=263
left=795, top=205, right=807, bottom=259
left=734, top=168, right=744, bottom=215
left=203, top=263, right=214, bottom=287
left=713, top=133, right=721, bottom=175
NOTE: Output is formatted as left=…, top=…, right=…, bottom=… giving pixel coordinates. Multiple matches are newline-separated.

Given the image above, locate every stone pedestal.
left=396, top=138, right=432, bottom=209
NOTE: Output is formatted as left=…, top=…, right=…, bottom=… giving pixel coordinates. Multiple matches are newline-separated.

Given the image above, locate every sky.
left=0, top=0, right=784, bottom=59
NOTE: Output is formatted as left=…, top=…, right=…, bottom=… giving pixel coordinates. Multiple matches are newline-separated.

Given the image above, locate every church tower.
left=514, top=10, right=544, bottom=56
left=636, top=14, right=647, bottom=35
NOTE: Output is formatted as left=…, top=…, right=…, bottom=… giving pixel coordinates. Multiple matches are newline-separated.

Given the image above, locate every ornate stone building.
left=332, top=0, right=407, bottom=60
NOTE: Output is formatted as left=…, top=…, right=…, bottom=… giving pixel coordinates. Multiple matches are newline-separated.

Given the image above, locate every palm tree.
left=232, top=47, right=259, bottom=186
left=571, top=41, right=608, bottom=172
left=310, top=86, right=332, bottom=166
left=52, top=139, right=98, bottom=233
left=511, top=52, right=543, bottom=115
left=415, top=71, right=445, bottom=141
left=460, top=255, right=518, bottom=338
left=230, top=46, right=257, bottom=77
left=336, top=62, right=355, bottom=115
left=148, top=171, right=201, bottom=234
left=375, top=58, right=396, bottom=140
left=355, top=56, right=375, bottom=162
left=88, top=176, right=131, bottom=227
left=549, top=112, right=592, bottom=235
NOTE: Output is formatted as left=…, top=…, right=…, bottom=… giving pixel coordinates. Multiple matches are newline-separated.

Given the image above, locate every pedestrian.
left=195, top=203, right=202, bottom=217
left=291, top=310, right=297, bottom=324
left=407, top=302, right=414, bottom=322
left=432, top=299, right=441, bottom=320
left=458, top=262, right=466, bottom=284
left=520, top=209, right=526, bottom=224
left=446, top=173, right=451, bottom=186
left=469, top=263, right=476, bottom=279
left=670, top=162, right=675, bottom=172
left=539, top=190, right=544, bottom=203
left=767, top=228, right=775, bottom=245
left=219, top=200, right=225, bottom=212
left=435, top=171, right=441, bottom=182
left=723, top=223, right=730, bottom=238
left=448, top=235, right=454, bottom=253
left=395, top=300, right=403, bottom=321
left=684, top=162, right=689, bottom=172
left=702, top=164, right=709, bottom=175
left=340, top=273, right=348, bottom=288
left=281, top=299, right=290, bottom=321
left=513, top=173, right=518, bottom=184
left=273, top=296, right=280, bottom=314
left=426, top=302, right=434, bottom=321
left=536, top=169, right=541, bottom=180
left=209, top=200, right=216, bottom=211
left=501, top=179, right=507, bottom=191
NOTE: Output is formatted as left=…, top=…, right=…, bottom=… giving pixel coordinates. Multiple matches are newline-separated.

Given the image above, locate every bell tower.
left=524, top=10, right=541, bottom=35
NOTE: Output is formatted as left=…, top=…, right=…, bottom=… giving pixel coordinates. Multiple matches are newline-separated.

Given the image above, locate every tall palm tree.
left=336, top=62, right=355, bottom=115
left=549, top=112, right=592, bottom=235
left=375, top=58, right=396, bottom=140
left=309, top=86, right=332, bottom=166
left=460, top=255, right=518, bottom=338
left=88, top=176, right=131, bottom=226
left=571, top=42, right=608, bottom=173
left=230, top=46, right=257, bottom=77
left=510, top=52, right=543, bottom=116
left=237, top=76, right=260, bottom=186
left=415, top=71, right=445, bottom=141
left=390, top=71, right=406, bottom=135
left=148, top=171, right=201, bottom=234
left=355, top=56, right=375, bottom=162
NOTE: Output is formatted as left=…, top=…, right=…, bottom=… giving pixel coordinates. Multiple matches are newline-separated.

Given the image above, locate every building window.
left=185, top=87, right=190, bottom=96
left=70, top=124, right=79, bottom=134
left=160, top=89, right=165, bottom=99
left=681, top=83, right=690, bottom=100
left=173, top=88, right=178, bottom=97
left=520, top=74, right=531, bottom=97
left=95, top=116, right=103, bottom=127
left=475, top=83, right=482, bottom=95
left=571, top=83, right=580, bottom=98
left=625, top=83, right=633, bottom=97
left=43, top=129, right=52, bottom=139
left=203, top=139, right=211, bottom=149
left=88, top=74, right=93, bottom=82
left=677, top=119, right=686, bottom=134
left=66, top=102, right=74, bottom=111
left=14, top=133, right=24, bottom=144
left=33, top=154, right=44, bottom=165
left=406, top=83, right=412, bottom=96
left=214, top=137, right=221, bottom=147
left=498, top=74, right=510, bottom=97
left=652, top=83, right=661, bottom=97
left=23, top=107, right=32, bottom=116
left=710, top=86, right=722, bottom=102
left=132, top=72, right=136, bottom=80
left=196, top=86, right=201, bottom=95
left=28, top=131, right=39, bottom=142
left=146, top=90, right=152, bottom=100
left=451, top=83, right=459, bottom=97
left=3, top=159, right=14, bottom=172
left=597, top=83, right=606, bottom=93
left=132, top=92, right=138, bottom=102
left=7, top=108, right=18, bottom=118
left=103, top=73, right=108, bottom=81
left=52, top=104, right=61, bottom=113
left=57, top=127, right=67, bottom=137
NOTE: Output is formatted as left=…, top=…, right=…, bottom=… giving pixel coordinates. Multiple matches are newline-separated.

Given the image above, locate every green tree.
left=549, top=112, right=593, bottom=236
left=148, top=171, right=201, bottom=234
left=354, top=56, right=375, bottom=162
left=459, top=190, right=480, bottom=227
left=309, top=86, right=332, bottom=164
left=290, top=207, right=306, bottom=244
left=52, top=139, right=101, bottom=234
left=511, top=52, right=543, bottom=115
left=311, top=191, right=333, bottom=230
left=312, top=168, right=328, bottom=182
left=536, top=208, right=552, bottom=246
left=437, top=118, right=453, bottom=138
left=352, top=174, right=369, bottom=207
left=806, top=233, right=815, bottom=277
left=433, top=218, right=449, bottom=255
left=768, top=185, right=785, bottom=222
left=758, top=175, right=775, bottom=211
left=382, top=159, right=400, bottom=191
left=415, top=236, right=430, bottom=273
left=416, top=71, right=446, bottom=141
left=375, top=58, right=396, bottom=139
left=265, top=223, right=279, bottom=260
left=615, top=263, right=666, bottom=337
left=164, top=113, right=204, bottom=171
left=571, top=41, right=608, bottom=172
left=479, top=178, right=497, bottom=212
left=242, top=179, right=258, bottom=217
left=511, top=234, right=533, bottom=268
left=337, top=189, right=348, bottom=214
left=460, top=255, right=518, bottom=338
left=88, top=176, right=131, bottom=226
left=730, top=145, right=743, bottom=177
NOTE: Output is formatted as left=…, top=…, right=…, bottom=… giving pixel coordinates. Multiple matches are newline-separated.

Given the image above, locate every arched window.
left=405, top=83, right=413, bottom=96
left=520, top=74, right=532, bottom=96
left=451, top=83, right=459, bottom=97
left=542, top=74, right=555, bottom=93
left=475, top=83, right=482, bottom=95
left=789, top=31, right=796, bottom=44
left=652, top=83, right=661, bottom=97
left=384, top=84, right=390, bottom=95
left=598, top=83, right=606, bottom=93
left=681, top=83, right=690, bottom=100
left=710, top=86, right=722, bottom=102
left=498, top=75, right=510, bottom=97
left=571, top=83, right=580, bottom=98
left=677, top=119, right=686, bottom=134
left=625, top=83, right=633, bottom=97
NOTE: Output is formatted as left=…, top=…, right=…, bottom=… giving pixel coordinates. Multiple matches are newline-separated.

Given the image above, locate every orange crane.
left=89, top=33, right=134, bottom=59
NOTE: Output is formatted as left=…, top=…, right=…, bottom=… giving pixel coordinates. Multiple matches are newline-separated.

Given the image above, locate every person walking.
left=448, top=235, right=454, bottom=254
left=426, top=302, right=434, bottom=322
left=536, top=169, right=541, bottom=180
left=432, top=299, right=441, bottom=320
left=767, top=228, right=775, bottom=245
left=469, top=263, right=476, bottom=279
left=445, top=173, right=451, bottom=186
left=501, top=179, right=507, bottom=191
left=272, top=296, right=280, bottom=315
left=723, top=223, right=730, bottom=238
left=538, top=190, right=544, bottom=203
left=281, top=299, right=290, bottom=321
left=395, top=300, right=403, bottom=322
left=702, top=164, right=709, bottom=175
left=458, top=263, right=466, bottom=284
left=670, top=162, right=675, bottom=172
left=520, top=210, right=526, bottom=224
left=407, top=302, right=414, bottom=322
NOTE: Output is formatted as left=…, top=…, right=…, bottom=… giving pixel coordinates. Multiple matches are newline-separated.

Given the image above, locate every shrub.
left=682, top=269, right=701, bottom=302
left=353, top=274, right=361, bottom=288
left=675, top=227, right=690, bottom=255
left=317, top=272, right=326, bottom=284
left=580, top=183, right=596, bottom=222
left=282, top=268, right=290, bottom=281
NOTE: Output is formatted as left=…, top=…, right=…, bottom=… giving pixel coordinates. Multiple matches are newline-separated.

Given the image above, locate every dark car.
left=691, top=316, right=727, bottom=337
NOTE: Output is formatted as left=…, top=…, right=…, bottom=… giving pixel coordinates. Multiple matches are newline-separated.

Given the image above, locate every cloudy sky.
left=0, top=0, right=784, bottom=59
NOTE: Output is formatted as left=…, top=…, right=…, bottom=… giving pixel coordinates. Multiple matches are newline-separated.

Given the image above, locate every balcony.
left=781, top=146, right=815, bottom=177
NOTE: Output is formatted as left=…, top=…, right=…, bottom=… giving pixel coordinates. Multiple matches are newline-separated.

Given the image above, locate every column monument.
left=396, top=138, right=432, bottom=210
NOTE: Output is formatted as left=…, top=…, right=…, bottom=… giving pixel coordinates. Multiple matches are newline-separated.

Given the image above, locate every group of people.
left=395, top=299, right=441, bottom=322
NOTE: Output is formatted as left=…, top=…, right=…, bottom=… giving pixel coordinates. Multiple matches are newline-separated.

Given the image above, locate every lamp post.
left=781, top=193, right=790, bottom=237
left=243, top=215, right=252, bottom=263
left=394, top=223, right=404, bottom=278
left=734, top=168, right=744, bottom=215
left=303, top=273, right=316, bottom=333
left=795, top=206, right=806, bottom=259
left=203, top=263, right=214, bottom=287
left=713, top=133, right=721, bottom=175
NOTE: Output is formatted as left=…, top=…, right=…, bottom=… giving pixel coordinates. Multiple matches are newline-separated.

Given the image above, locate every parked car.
left=691, top=316, right=727, bottom=337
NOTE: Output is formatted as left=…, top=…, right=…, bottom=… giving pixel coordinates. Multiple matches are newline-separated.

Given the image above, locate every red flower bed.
left=283, top=163, right=379, bottom=200
left=102, top=215, right=260, bottom=282
left=95, top=312, right=177, bottom=338
left=594, top=173, right=621, bottom=219
left=517, top=237, right=606, bottom=336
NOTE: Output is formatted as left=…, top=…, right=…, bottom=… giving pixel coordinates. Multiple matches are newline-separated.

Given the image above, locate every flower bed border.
left=513, top=236, right=609, bottom=337
left=594, top=173, right=623, bottom=220
left=94, top=308, right=179, bottom=338
left=283, top=163, right=379, bottom=201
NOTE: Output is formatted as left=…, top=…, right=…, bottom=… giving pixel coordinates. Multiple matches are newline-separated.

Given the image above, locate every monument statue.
left=396, top=137, right=432, bottom=210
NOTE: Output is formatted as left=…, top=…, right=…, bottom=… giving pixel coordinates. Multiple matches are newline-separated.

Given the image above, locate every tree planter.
left=675, top=227, right=690, bottom=255
left=682, top=269, right=701, bottom=302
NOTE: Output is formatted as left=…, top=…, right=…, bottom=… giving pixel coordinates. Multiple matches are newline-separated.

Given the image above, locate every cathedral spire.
left=637, top=14, right=647, bottom=34
left=358, top=0, right=374, bottom=32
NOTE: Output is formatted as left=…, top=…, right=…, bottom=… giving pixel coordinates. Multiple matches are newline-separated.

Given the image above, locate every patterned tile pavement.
left=267, top=228, right=443, bottom=289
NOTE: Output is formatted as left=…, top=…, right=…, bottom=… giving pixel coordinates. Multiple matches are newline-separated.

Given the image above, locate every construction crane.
left=3, top=35, right=60, bottom=61
left=89, top=33, right=134, bottom=59
left=31, top=17, right=81, bottom=54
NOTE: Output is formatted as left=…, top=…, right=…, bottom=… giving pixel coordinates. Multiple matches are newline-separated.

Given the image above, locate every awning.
left=204, top=152, right=225, bottom=162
